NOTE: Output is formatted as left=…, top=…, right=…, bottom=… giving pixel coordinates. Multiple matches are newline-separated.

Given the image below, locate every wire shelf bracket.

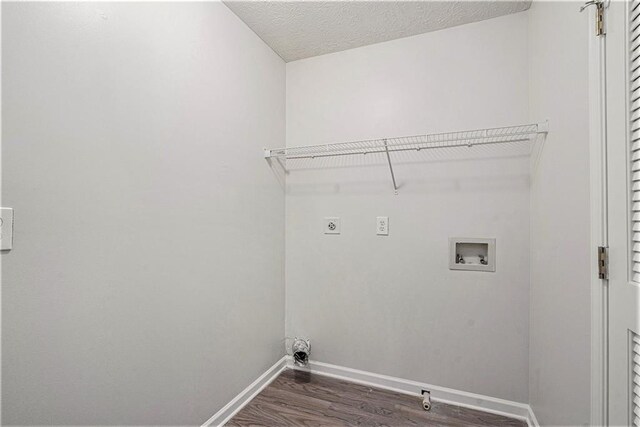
left=264, top=121, right=549, bottom=194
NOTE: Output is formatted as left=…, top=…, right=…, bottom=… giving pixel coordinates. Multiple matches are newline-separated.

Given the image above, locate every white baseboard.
left=202, top=355, right=538, bottom=427
left=286, top=357, right=539, bottom=427
left=202, top=356, right=287, bottom=427
left=527, top=405, right=540, bottom=427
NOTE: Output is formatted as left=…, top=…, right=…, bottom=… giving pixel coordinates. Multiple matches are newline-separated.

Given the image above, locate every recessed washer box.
left=449, top=237, right=496, bottom=272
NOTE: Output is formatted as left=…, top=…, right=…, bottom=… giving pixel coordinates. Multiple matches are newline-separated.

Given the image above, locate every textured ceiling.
left=224, top=1, right=532, bottom=62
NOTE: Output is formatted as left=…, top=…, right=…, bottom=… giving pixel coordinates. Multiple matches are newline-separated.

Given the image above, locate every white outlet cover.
left=376, top=216, right=389, bottom=235
left=0, top=208, right=14, bottom=250
left=324, top=217, right=340, bottom=234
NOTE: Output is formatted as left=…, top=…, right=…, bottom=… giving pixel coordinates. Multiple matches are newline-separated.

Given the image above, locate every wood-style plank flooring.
left=227, top=369, right=526, bottom=426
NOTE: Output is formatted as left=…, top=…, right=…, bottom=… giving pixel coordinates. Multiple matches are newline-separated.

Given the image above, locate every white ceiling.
left=224, top=1, right=532, bottom=62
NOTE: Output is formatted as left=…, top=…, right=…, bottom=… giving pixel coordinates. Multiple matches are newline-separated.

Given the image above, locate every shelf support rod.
left=383, top=139, right=399, bottom=195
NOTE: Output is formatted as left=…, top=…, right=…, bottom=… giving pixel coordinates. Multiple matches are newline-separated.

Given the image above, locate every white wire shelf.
left=264, top=121, right=548, bottom=194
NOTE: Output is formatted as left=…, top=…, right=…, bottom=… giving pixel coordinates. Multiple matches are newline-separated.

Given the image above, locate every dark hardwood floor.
left=227, top=369, right=527, bottom=426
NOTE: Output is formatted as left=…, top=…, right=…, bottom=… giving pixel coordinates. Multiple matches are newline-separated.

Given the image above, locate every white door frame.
left=587, top=2, right=608, bottom=425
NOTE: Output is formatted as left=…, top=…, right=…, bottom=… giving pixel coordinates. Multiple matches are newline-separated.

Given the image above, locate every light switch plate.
left=324, top=217, right=340, bottom=234
left=376, top=216, right=389, bottom=235
left=1, top=208, right=14, bottom=250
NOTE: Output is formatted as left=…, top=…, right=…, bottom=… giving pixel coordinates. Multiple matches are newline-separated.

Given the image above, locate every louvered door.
left=607, top=2, right=640, bottom=425
left=634, top=0, right=640, bottom=285
left=633, top=333, right=640, bottom=425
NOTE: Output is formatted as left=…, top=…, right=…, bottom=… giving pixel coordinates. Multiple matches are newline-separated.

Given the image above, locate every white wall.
left=285, top=13, right=531, bottom=403
left=1, top=2, right=594, bottom=423
left=1, top=2, right=285, bottom=425
left=528, top=2, right=591, bottom=425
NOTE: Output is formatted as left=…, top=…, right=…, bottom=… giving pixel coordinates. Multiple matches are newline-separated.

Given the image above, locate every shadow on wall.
left=265, top=156, right=287, bottom=190
left=282, top=173, right=531, bottom=196
left=265, top=140, right=532, bottom=196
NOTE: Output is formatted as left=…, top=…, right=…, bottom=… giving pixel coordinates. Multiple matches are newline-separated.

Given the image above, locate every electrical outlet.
left=324, top=217, right=340, bottom=234
left=376, top=216, right=388, bottom=235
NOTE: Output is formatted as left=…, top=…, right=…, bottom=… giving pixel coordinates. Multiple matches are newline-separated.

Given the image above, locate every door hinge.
left=598, top=246, right=609, bottom=280
left=596, top=1, right=605, bottom=36
left=580, top=0, right=606, bottom=36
